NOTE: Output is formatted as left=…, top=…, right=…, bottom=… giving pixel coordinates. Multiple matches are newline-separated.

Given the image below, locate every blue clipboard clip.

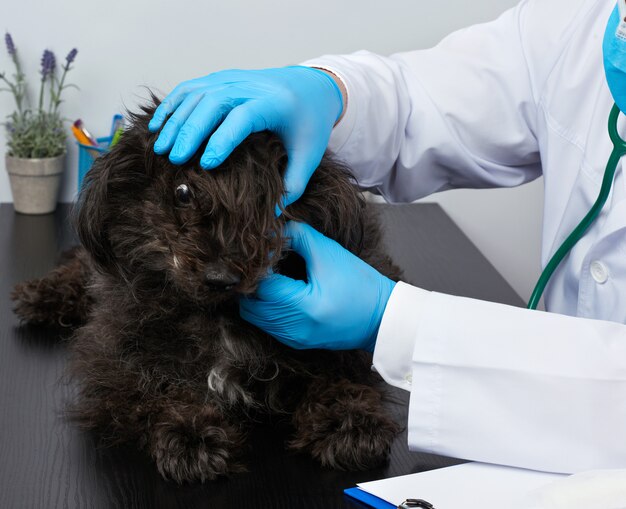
left=344, top=487, right=435, bottom=509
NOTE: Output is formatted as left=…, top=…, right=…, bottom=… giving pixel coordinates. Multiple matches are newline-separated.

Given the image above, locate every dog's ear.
left=285, top=154, right=366, bottom=255
left=74, top=132, right=154, bottom=271
left=73, top=95, right=162, bottom=270
left=245, top=133, right=367, bottom=254
left=74, top=151, right=116, bottom=270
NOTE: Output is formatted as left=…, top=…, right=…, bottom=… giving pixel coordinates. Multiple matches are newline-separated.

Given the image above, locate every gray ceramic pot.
left=5, top=153, right=65, bottom=214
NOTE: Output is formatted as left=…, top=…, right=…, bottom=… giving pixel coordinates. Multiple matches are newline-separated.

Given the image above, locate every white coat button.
left=590, top=261, right=609, bottom=284
left=404, top=373, right=413, bottom=384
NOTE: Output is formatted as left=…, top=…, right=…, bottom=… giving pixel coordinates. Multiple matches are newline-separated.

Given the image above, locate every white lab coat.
left=305, top=0, right=626, bottom=474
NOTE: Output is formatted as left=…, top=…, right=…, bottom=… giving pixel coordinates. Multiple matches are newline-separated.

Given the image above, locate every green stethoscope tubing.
left=527, top=103, right=626, bottom=309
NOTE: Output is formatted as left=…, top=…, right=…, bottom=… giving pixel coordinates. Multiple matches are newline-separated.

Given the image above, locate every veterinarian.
left=149, top=0, right=626, bottom=478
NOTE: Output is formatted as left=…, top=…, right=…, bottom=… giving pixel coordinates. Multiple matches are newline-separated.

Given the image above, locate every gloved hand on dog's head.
left=149, top=66, right=343, bottom=211
left=239, top=221, right=396, bottom=352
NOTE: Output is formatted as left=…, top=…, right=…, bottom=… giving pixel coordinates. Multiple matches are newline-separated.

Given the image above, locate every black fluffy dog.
left=12, top=100, right=402, bottom=483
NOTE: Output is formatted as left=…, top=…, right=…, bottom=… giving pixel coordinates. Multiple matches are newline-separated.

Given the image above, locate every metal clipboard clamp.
left=398, top=499, right=435, bottom=509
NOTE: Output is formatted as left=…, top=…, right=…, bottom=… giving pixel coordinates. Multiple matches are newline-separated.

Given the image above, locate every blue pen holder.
left=77, top=136, right=112, bottom=191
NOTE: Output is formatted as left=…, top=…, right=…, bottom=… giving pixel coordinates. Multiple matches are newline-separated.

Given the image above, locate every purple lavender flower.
left=5, top=33, right=15, bottom=56
left=6, top=122, right=15, bottom=134
left=40, top=49, right=56, bottom=78
left=65, top=48, right=78, bottom=66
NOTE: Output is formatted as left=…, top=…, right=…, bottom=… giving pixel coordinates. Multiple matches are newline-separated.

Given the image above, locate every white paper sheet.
left=357, top=462, right=566, bottom=508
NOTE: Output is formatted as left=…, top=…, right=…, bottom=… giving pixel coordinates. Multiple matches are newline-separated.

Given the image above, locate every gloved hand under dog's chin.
left=239, top=221, right=396, bottom=352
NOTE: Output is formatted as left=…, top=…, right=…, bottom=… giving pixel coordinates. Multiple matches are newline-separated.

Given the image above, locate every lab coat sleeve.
left=374, top=282, right=626, bottom=474
left=302, top=0, right=585, bottom=202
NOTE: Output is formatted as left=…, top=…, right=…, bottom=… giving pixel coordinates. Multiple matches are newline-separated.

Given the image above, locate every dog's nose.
left=204, top=264, right=240, bottom=291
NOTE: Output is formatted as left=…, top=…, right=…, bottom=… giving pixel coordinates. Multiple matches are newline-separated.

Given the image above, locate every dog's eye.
left=175, top=184, right=192, bottom=207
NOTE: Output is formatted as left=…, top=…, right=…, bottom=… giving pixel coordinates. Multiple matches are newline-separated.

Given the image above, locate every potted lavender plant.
left=1, top=33, right=78, bottom=214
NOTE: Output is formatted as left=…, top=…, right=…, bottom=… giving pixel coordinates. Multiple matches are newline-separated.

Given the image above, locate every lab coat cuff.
left=372, top=281, right=431, bottom=392
left=301, top=56, right=360, bottom=154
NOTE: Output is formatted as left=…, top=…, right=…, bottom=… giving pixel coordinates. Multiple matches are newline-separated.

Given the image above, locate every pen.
left=109, top=127, right=124, bottom=148
left=72, top=119, right=100, bottom=158
left=108, top=114, right=124, bottom=146
left=71, top=119, right=98, bottom=147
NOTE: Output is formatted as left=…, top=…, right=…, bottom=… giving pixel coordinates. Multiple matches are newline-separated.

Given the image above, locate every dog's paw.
left=11, top=280, right=65, bottom=326
left=149, top=407, right=244, bottom=483
left=12, top=248, right=90, bottom=327
left=12, top=276, right=87, bottom=327
left=294, top=412, right=398, bottom=471
left=289, top=382, right=399, bottom=470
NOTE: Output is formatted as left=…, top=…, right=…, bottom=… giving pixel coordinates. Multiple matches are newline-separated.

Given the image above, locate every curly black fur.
left=12, top=98, right=402, bottom=483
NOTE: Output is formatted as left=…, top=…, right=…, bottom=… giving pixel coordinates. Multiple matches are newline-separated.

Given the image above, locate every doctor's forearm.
left=374, top=283, right=626, bottom=473
left=303, top=0, right=545, bottom=201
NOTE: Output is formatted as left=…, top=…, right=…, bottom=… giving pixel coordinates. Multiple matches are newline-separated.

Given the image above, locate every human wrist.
left=363, top=278, right=397, bottom=352
left=308, top=67, right=347, bottom=125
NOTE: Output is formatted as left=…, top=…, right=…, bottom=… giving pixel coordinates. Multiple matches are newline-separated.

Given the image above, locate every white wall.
left=0, top=0, right=543, bottom=301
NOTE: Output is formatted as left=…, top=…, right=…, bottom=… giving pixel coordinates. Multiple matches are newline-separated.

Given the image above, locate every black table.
left=0, top=203, right=523, bottom=509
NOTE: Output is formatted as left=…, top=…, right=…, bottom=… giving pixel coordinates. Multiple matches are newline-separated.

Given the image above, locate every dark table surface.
left=0, top=202, right=524, bottom=509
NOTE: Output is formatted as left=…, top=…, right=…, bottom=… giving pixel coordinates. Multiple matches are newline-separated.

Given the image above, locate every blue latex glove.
left=149, top=66, right=343, bottom=208
left=604, top=4, right=626, bottom=113
left=239, top=221, right=396, bottom=352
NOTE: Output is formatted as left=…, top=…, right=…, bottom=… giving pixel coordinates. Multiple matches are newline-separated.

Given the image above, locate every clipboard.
left=343, top=462, right=565, bottom=509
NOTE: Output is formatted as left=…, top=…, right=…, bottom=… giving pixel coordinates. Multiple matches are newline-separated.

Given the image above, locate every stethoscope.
left=527, top=103, right=626, bottom=309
